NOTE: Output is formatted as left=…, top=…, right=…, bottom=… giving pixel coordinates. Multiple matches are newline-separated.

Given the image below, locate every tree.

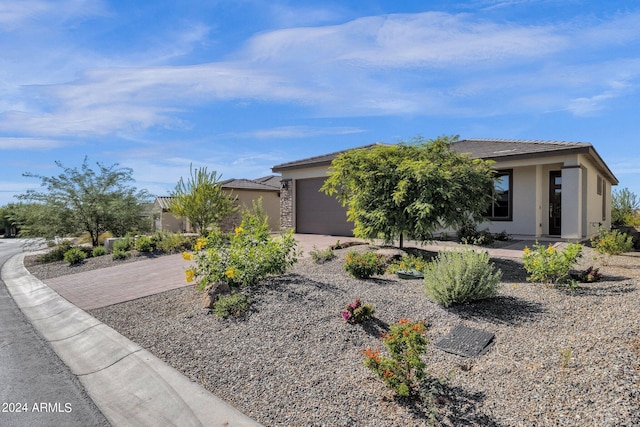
left=612, top=187, right=640, bottom=226
left=321, top=136, right=496, bottom=248
left=169, top=165, right=237, bottom=235
left=18, top=157, right=151, bottom=246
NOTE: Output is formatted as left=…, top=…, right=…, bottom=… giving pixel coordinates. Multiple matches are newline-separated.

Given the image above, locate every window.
left=484, top=170, right=512, bottom=221
left=602, top=180, right=606, bottom=221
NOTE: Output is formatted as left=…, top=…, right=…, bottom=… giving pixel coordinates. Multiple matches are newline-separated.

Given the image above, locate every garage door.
left=295, top=177, right=354, bottom=236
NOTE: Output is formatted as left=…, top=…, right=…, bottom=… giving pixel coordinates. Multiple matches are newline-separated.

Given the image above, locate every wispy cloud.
left=2, top=8, right=640, bottom=139
left=0, top=137, right=69, bottom=150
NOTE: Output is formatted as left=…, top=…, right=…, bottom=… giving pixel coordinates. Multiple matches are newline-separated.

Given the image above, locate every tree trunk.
left=399, top=232, right=404, bottom=249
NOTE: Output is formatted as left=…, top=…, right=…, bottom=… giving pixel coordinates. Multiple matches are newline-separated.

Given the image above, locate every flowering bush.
left=344, top=251, right=386, bottom=279
left=522, top=242, right=582, bottom=284
left=341, top=298, right=375, bottom=324
left=590, top=228, right=633, bottom=255
left=184, top=201, right=298, bottom=289
left=363, top=319, right=429, bottom=397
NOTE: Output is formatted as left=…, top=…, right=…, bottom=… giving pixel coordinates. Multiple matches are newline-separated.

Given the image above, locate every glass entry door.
left=549, top=171, right=562, bottom=235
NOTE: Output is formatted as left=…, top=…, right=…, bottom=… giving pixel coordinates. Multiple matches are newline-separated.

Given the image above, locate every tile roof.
left=220, top=178, right=281, bottom=191
left=451, top=138, right=592, bottom=159
left=272, top=143, right=387, bottom=171
left=253, top=175, right=282, bottom=188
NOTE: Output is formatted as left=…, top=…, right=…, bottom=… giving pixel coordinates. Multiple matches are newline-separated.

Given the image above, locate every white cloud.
left=2, top=9, right=640, bottom=138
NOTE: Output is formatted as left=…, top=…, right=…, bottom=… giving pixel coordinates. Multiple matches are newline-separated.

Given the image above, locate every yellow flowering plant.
left=522, top=242, right=582, bottom=284
left=183, top=200, right=298, bottom=290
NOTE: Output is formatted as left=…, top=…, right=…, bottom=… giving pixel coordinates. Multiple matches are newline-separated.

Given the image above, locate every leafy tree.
left=321, top=136, right=496, bottom=248
left=18, top=157, right=151, bottom=246
left=611, top=187, right=640, bottom=226
left=169, top=165, right=237, bottom=235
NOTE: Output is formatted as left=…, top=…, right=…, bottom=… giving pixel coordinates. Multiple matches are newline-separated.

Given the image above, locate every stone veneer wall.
left=280, top=181, right=293, bottom=231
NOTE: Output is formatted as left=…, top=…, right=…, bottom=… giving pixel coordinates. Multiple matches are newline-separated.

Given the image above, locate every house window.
left=597, top=175, right=603, bottom=195
left=602, top=180, right=606, bottom=221
left=484, top=170, right=512, bottom=221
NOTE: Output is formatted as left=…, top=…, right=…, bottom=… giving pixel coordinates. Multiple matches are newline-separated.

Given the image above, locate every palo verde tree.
left=321, top=136, right=496, bottom=248
left=612, top=187, right=640, bottom=226
left=169, top=164, right=237, bottom=235
left=18, top=157, right=151, bottom=246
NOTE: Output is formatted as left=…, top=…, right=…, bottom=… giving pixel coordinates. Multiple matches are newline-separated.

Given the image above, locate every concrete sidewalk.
left=2, top=252, right=261, bottom=427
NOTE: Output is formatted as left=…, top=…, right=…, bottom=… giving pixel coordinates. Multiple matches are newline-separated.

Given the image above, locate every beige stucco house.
left=271, top=139, right=618, bottom=241
left=153, top=175, right=281, bottom=233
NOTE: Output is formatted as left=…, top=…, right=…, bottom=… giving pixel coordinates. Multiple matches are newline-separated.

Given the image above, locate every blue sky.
left=1, top=0, right=639, bottom=206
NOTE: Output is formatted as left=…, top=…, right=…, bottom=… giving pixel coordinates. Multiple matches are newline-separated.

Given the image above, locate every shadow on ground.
left=448, top=295, right=546, bottom=326
left=396, top=380, right=504, bottom=427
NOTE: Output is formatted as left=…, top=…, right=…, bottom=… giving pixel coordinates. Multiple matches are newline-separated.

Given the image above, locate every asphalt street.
left=0, top=238, right=110, bottom=427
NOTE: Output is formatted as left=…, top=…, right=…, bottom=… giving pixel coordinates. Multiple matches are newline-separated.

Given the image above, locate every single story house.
left=271, top=139, right=618, bottom=241
left=153, top=175, right=281, bottom=233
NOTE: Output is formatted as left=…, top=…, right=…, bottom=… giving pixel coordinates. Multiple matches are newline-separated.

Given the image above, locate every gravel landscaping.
left=25, top=244, right=640, bottom=426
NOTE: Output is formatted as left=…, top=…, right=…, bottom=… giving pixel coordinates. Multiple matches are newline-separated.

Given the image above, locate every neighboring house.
left=153, top=175, right=281, bottom=233
left=271, top=139, right=618, bottom=241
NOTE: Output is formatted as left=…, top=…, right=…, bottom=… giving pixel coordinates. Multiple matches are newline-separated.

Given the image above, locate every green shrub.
left=424, top=249, right=502, bottom=307
left=363, top=319, right=429, bottom=397
left=38, top=240, right=74, bottom=263
left=135, top=235, right=155, bottom=253
left=213, top=292, right=251, bottom=319
left=309, top=246, right=336, bottom=264
left=113, top=235, right=133, bottom=252
left=152, top=232, right=194, bottom=253
left=344, top=251, right=386, bottom=279
left=186, top=201, right=298, bottom=290
left=112, top=249, right=131, bottom=260
left=522, top=242, right=582, bottom=284
left=590, top=228, right=633, bottom=255
left=341, top=298, right=375, bottom=323
left=92, top=246, right=107, bottom=257
left=63, top=247, right=87, bottom=265
left=386, top=254, right=430, bottom=274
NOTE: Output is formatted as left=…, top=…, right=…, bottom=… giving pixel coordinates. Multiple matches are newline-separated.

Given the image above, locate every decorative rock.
left=201, top=282, right=231, bottom=309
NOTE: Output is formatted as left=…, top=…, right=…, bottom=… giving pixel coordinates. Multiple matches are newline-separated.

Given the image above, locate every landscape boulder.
left=201, top=282, right=231, bottom=309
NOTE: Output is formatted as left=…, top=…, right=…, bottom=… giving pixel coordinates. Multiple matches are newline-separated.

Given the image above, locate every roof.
left=272, top=138, right=618, bottom=185
left=452, top=139, right=617, bottom=184
left=154, top=196, right=173, bottom=210
left=253, top=175, right=282, bottom=188
left=220, top=178, right=281, bottom=191
left=272, top=143, right=386, bottom=172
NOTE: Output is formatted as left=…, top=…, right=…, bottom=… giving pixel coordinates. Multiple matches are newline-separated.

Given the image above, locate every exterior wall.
left=578, top=154, right=612, bottom=237
left=232, top=189, right=280, bottom=231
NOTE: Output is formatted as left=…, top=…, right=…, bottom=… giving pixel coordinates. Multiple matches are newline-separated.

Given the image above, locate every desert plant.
left=152, top=231, right=195, bottom=253
left=63, top=247, right=87, bottom=265
left=186, top=200, right=298, bottom=290
left=92, top=246, right=107, bottom=257
left=135, top=235, right=155, bottom=253
left=213, top=292, right=251, bottom=319
left=559, top=347, right=573, bottom=369
left=341, top=298, right=375, bottom=324
left=522, top=243, right=582, bottom=284
left=344, top=251, right=386, bottom=279
left=309, top=246, right=336, bottom=264
left=424, top=249, right=502, bottom=307
left=363, top=319, right=429, bottom=397
left=591, top=228, right=633, bottom=255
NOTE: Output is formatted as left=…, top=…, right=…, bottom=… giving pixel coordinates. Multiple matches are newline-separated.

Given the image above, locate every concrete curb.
left=1, top=252, right=262, bottom=427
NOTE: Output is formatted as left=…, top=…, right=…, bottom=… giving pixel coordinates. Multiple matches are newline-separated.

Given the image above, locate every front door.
left=549, top=171, right=562, bottom=235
